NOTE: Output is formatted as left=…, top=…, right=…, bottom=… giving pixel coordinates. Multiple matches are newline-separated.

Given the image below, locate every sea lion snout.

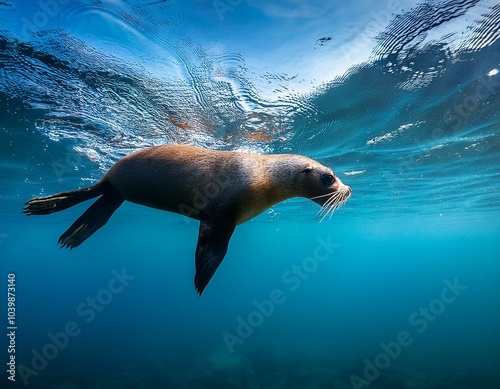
left=335, top=177, right=352, bottom=196
left=310, top=172, right=352, bottom=221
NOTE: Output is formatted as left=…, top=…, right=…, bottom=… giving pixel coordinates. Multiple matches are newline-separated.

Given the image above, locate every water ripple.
left=1, top=0, right=499, bottom=217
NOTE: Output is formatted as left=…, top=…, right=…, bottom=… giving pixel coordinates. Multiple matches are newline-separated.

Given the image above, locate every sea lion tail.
left=23, top=182, right=107, bottom=215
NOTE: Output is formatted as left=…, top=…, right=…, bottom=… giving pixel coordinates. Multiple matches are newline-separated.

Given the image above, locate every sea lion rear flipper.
left=58, top=193, right=124, bottom=249
left=194, top=218, right=235, bottom=296
left=24, top=182, right=106, bottom=215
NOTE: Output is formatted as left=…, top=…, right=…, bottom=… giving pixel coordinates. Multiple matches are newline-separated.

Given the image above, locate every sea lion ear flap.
left=301, top=166, right=313, bottom=173
left=194, top=219, right=236, bottom=296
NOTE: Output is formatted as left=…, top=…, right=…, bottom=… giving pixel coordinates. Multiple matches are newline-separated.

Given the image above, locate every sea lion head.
left=293, top=158, right=352, bottom=220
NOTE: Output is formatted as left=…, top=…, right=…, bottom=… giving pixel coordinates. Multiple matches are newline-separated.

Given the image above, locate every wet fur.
left=24, top=144, right=351, bottom=294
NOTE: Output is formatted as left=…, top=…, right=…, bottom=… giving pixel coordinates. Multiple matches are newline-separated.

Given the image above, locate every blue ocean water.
left=1, top=0, right=500, bottom=388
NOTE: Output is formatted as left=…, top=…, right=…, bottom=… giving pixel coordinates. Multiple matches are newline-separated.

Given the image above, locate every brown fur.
left=24, top=144, right=351, bottom=294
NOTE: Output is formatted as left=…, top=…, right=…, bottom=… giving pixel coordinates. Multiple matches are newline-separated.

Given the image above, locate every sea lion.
left=23, top=144, right=351, bottom=294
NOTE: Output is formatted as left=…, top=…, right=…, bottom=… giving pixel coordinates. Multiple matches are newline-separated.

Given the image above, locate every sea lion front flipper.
left=194, top=218, right=236, bottom=296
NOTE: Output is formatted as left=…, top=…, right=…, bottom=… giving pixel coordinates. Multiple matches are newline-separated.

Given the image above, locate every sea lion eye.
left=322, top=173, right=335, bottom=186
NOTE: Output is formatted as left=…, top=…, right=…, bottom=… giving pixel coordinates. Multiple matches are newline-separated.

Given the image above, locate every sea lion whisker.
left=319, top=190, right=351, bottom=222
left=325, top=203, right=343, bottom=221
left=322, top=192, right=342, bottom=209
left=317, top=192, right=342, bottom=216
left=319, top=195, right=342, bottom=222
left=310, top=192, right=335, bottom=201
left=326, top=200, right=342, bottom=218
left=316, top=192, right=341, bottom=218
left=320, top=207, right=335, bottom=222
